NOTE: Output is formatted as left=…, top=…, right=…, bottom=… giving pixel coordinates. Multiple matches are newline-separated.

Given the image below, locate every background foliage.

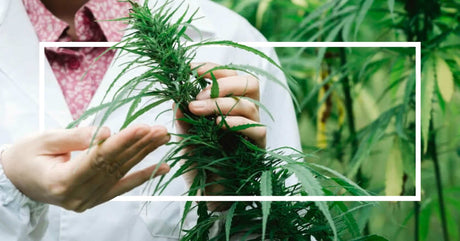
left=211, top=0, right=460, bottom=240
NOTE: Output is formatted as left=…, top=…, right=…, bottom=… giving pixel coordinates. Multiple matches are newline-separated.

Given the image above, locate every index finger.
left=191, top=62, right=238, bottom=79
left=68, top=125, right=152, bottom=182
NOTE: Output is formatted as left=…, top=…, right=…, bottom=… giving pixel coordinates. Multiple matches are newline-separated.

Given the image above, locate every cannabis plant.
left=69, top=0, right=372, bottom=240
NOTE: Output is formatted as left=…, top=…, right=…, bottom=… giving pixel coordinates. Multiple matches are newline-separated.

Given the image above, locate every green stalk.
left=339, top=48, right=358, bottom=156
left=428, top=118, right=449, bottom=241
left=338, top=35, right=369, bottom=236
left=338, top=49, right=368, bottom=184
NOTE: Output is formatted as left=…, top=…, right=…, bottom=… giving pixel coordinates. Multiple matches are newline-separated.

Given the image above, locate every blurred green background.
left=211, top=0, right=460, bottom=240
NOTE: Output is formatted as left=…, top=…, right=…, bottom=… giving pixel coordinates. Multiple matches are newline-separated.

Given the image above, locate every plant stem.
left=339, top=46, right=368, bottom=235
left=338, top=47, right=365, bottom=183
left=428, top=118, right=449, bottom=241
left=339, top=48, right=358, bottom=153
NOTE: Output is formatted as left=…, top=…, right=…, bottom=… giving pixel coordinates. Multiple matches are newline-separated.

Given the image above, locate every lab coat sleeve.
left=0, top=145, right=49, bottom=241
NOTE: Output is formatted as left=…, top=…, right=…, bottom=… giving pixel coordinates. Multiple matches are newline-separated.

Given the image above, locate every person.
left=0, top=0, right=300, bottom=240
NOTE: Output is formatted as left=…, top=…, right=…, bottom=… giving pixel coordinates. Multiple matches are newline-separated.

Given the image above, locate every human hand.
left=177, top=62, right=266, bottom=148
left=0, top=125, right=170, bottom=212
left=176, top=62, right=266, bottom=209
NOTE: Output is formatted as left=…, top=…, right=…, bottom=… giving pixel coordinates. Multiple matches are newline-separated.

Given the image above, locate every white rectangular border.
left=39, top=41, right=421, bottom=202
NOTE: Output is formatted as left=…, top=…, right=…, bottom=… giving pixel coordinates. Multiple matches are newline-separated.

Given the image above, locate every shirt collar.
left=22, top=0, right=68, bottom=42
left=22, top=0, right=129, bottom=42
left=85, top=0, right=130, bottom=42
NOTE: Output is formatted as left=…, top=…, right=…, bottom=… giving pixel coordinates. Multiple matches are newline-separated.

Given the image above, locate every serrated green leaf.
left=435, top=56, right=454, bottom=102
left=422, top=57, right=435, bottom=153
left=284, top=164, right=337, bottom=241
left=190, top=40, right=282, bottom=71
left=225, top=203, right=237, bottom=241
left=121, top=98, right=169, bottom=129
left=229, top=123, right=264, bottom=132
left=288, top=0, right=335, bottom=40
left=260, top=171, right=272, bottom=241
left=348, top=106, right=398, bottom=177
left=207, top=72, right=218, bottom=99
left=385, top=138, right=404, bottom=196
left=334, top=202, right=361, bottom=237
left=341, top=14, right=355, bottom=42
left=309, top=163, right=370, bottom=196
left=354, top=0, right=374, bottom=39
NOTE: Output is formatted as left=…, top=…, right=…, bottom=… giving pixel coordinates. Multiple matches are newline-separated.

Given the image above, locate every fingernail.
left=196, top=89, right=210, bottom=100
left=160, top=134, right=171, bottom=144
left=156, top=163, right=170, bottom=176
left=190, top=100, right=206, bottom=110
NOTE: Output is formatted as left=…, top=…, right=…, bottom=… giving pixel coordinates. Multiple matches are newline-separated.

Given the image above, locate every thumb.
left=41, top=126, right=111, bottom=154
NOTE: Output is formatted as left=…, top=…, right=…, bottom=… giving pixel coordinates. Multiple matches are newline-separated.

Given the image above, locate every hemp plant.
left=69, top=1, right=371, bottom=240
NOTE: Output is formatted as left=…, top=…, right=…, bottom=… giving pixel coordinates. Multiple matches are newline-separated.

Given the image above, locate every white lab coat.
left=0, top=0, right=301, bottom=240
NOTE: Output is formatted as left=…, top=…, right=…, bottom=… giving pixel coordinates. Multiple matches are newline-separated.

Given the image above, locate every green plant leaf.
left=225, top=203, right=237, bottom=241
left=288, top=0, right=335, bottom=40
left=445, top=202, right=460, bottom=241
left=435, top=56, right=454, bottom=102
left=420, top=201, right=433, bottom=241
left=210, top=72, right=219, bottom=98
left=388, top=0, right=395, bottom=16
left=190, top=40, right=283, bottom=70
left=284, top=164, right=337, bottom=241
left=121, top=98, right=169, bottom=129
left=333, top=202, right=362, bottom=237
left=260, top=171, right=272, bottom=241
left=256, top=0, right=272, bottom=29
left=229, top=123, right=264, bottom=132
left=354, top=0, right=374, bottom=40
left=348, top=106, right=399, bottom=177
left=341, top=14, right=355, bottom=42
left=421, top=57, right=435, bottom=153
left=309, top=163, right=370, bottom=196
left=385, top=137, right=404, bottom=196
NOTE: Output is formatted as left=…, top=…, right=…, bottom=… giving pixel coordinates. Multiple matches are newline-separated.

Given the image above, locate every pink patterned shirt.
left=23, top=0, right=130, bottom=119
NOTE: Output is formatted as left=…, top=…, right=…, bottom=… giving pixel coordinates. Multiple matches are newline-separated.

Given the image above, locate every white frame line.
left=39, top=41, right=421, bottom=202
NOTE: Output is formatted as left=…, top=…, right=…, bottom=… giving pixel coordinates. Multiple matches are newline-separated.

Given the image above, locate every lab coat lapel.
left=0, top=0, right=72, bottom=128
left=0, top=0, right=39, bottom=102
